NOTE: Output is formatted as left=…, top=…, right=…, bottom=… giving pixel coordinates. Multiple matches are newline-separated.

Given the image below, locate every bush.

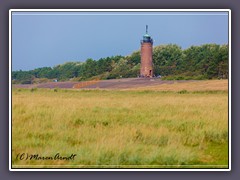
left=30, top=88, right=37, bottom=92
left=53, top=88, right=58, bottom=92
left=178, top=90, right=188, bottom=94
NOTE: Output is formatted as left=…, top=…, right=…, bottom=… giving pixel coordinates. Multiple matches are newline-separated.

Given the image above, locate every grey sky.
left=11, top=11, right=229, bottom=71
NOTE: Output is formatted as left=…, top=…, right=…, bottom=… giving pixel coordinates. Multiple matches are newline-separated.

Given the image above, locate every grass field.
left=12, top=80, right=229, bottom=168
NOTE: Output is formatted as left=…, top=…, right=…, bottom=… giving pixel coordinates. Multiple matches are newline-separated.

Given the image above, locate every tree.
left=153, top=44, right=182, bottom=76
left=12, top=43, right=229, bottom=84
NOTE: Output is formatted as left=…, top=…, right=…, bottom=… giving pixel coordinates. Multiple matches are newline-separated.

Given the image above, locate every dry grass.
left=127, top=80, right=228, bottom=92
left=12, top=84, right=228, bottom=168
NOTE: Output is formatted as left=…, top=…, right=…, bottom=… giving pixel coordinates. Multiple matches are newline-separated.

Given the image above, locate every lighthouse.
left=140, top=25, right=153, bottom=77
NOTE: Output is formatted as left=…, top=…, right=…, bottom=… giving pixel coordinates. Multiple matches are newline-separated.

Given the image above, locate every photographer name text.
left=16, top=153, right=77, bottom=161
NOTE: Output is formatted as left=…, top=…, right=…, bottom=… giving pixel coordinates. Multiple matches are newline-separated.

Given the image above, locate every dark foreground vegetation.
left=12, top=43, right=228, bottom=84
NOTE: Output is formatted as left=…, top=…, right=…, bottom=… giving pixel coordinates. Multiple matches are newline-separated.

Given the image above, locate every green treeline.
left=12, top=43, right=228, bottom=84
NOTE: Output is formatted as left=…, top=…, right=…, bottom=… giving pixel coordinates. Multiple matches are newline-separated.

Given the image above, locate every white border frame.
left=9, top=9, right=231, bottom=171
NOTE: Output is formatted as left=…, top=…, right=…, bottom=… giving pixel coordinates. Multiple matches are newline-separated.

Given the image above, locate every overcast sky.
left=11, top=11, right=229, bottom=71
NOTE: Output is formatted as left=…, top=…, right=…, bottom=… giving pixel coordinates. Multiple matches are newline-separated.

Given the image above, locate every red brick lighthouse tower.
left=140, top=25, right=153, bottom=77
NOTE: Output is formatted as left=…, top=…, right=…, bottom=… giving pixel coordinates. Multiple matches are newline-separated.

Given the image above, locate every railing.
left=140, top=39, right=153, bottom=44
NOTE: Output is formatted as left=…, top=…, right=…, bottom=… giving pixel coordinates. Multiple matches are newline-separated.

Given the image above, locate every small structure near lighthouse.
left=140, top=25, right=154, bottom=77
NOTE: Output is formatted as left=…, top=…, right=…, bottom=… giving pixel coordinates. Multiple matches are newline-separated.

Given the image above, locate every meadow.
left=12, top=81, right=229, bottom=168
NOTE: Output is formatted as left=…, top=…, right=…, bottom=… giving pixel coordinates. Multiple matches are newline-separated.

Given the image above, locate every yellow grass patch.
left=11, top=87, right=228, bottom=168
left=127, top=80, right=228, bottom=92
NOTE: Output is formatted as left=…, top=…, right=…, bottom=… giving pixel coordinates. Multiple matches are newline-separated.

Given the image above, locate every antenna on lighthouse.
left=146, top=25, right=148, bottom=34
